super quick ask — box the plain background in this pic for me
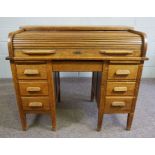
[0,17,155,78]
[0,0,155,155]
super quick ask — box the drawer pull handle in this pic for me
[24,69,39,75]
[116,70,130,75]
[22,50,56,55]
[26,87,41,92]
[29,102,43,107]
[113,87,127,92]
[100,50,133,55]
[111,101,126,107]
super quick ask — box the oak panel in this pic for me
[106,82,136,96]
[108,65,138,80]
[19,81,49,96]
[104,96,134,113]
[16,64,47,79]
[21,97,50,111]
[52,61,103,71]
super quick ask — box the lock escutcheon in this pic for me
[73,51,82,55]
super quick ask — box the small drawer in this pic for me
[108,65,138,80]
[104,97,133,113]
[21,97,50,111]
[106,82,136,96]
[19,81,48,96]
[16,64,47,79]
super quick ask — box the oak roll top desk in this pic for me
[6,26,148,131]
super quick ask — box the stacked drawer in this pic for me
[16,64,51,111]
[104,64,138,113]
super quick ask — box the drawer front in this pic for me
[104,97,133,113]
[106,82,136,96]
[14,49,140,59]
[16,64,47,79]
[108,65,138,80]
[19,81,48,96]
[52,61,102,71]
[21,97,50,111]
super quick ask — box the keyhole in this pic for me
[73,51,81,54]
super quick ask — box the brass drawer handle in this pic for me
[100,50,133,55]
[24,69,39,75]
[116,70,130,75]
[28,102,43,107]
[113,87,127,92]
[22,50,56,55]
[26,87,41,92]
[111,101,126,107]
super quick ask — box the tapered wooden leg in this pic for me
[126,113,134,130]
[97,110,104,131]
[97,86,105,131]
[20,112,27,131]
[51,72,56,131]
[57,72,61,102]
[51,111,56,131]
[47,62,56,131]
[91,72,95,101]
[97,63,108,131]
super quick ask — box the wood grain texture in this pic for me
[6,26,148,131]
[108,65,138,80]
[19,81,49,96]
[104,97,134,113]
[21,97,50,111]
[16,64,48,79]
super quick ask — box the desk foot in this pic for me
[52,127,56,131]
[22,127,27,131]
[20,113,27,131]
[126,113,134,131]
[96,127,102,132]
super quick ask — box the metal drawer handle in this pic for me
[116,70,130,75]
[113,87,127,92]
[26,87,41,92]
[29,102,43,107]
[24,69,39,75]
[22,50,56,55]
[111,101,126,107]
[100,50,133,55]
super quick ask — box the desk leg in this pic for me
[10,63,27,131]
[57,72,61,102]
[97,63,108,131]
[47,62,56,131]
[91,72,95,101]
[126,113,134,130]
[97,87,104,131]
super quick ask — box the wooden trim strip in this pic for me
[20,26,134,31]
[6,56,148,61]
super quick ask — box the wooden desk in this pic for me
[6,26,148,131]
